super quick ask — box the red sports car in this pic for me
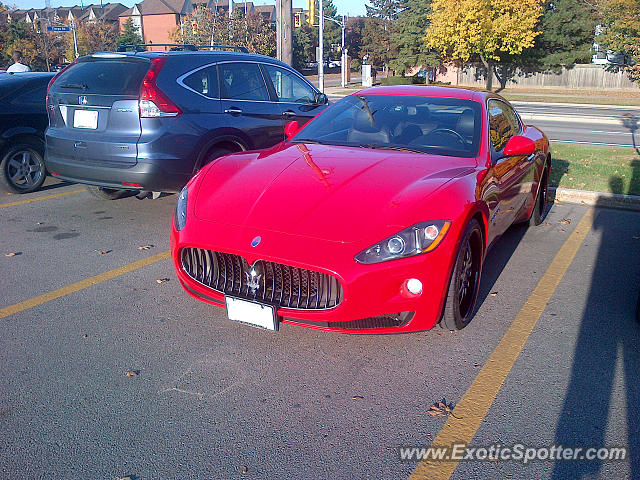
[170,86,549,333]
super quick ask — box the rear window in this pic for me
[52,60,149,96]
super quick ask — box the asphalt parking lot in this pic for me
[1,178,639,480]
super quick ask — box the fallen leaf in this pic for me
[473,363,481,368]
[137,245,154,250]
[489,291,498,297]
[241,466,248,474]
[352,395,364,400]
[543,222,552,226]
[560,218,571,225]
[428,398,459,418]
[36,222,43,225]
[156,278,170,284]
[125,370,140,377]
[95,249,112,255]
[5,252,19,257]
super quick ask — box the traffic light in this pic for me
[307,0,315,26]
[191,20,198,35]
[294,12,301,28]
[34,19,41,33]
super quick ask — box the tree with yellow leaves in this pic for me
[425,0,543,90]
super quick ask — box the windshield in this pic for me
[293,94,483,158]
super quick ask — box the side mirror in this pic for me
[503,135,535,156]
[314,92,329,105]
[284,120,300,140]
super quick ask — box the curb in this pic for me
[550,187,640,211]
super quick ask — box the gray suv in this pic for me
[45,46,328,199]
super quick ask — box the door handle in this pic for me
[224,107,243,115]
[282,110,296,117]
[74,141,86,148]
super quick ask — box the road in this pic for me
[1,181,638,479]
[512,102,640,148]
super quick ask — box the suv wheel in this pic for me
[86,185,135,200]
[0,142,47,193]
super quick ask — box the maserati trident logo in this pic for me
[245,263,263,294]
[78,95,88,105]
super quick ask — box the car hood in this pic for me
[194,143,475,243]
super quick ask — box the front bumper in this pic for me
[170,217,458,334]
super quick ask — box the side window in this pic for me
[182,64,219,99]
[488,100,519,151]
[263,64,315,104]
[218,62,269,101]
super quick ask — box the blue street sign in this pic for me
[47,26,71,31]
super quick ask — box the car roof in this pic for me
[0,71,55,81]
[353,85,494,102]
[86,50,292,68]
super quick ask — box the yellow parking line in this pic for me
[0,189,86,208]
[0,251,171,319]
[409,208,595,480]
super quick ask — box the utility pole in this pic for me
[276,0,282,60]
[72,20,79,58]
[276,0,292,65]
[318,0,324,92]
[228,0,233,43]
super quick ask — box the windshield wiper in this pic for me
[60,83,89,90]
[358,144,424,154]
[291,139,329,145]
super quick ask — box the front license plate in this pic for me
[225,297,277,331]
[73,109,98,129]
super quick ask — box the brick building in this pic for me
[118,0,276,48]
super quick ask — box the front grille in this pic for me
[181,247,342,310]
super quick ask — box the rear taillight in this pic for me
[46,60,77,113]
[139,57,182,118]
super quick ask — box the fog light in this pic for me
[406,278,423,295]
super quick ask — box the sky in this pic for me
[6,0,369,17]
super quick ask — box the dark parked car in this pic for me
[45,46,329,200]
[0,72,55,193]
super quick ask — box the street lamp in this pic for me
[324,15,347,88]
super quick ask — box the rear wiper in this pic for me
[60,83,89,90]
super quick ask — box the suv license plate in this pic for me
[225,297,277,331]
[74,110,98,129]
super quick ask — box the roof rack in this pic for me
[117,43,198,52]
[197,44,249,53]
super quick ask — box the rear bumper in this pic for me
[44,154,192,193]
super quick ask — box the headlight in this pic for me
[355,220,451,264]
[174,186,188,231]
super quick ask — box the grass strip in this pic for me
[550,143,640,195]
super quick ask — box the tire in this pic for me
[0,142,47,193]
[529,166,549,226]
[85,185,134,200]
[200,146,233,170]
[441,219,484,330]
